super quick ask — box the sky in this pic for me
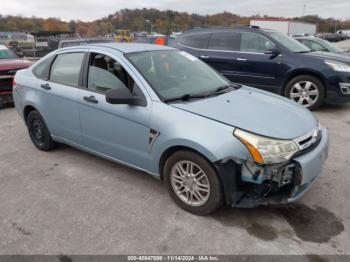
[1,0,349,21]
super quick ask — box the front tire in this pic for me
[164,151,223,215]
[26,110,56,151]
[284,75,325,110]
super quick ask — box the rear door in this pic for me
[36,51,86,144]
[198,31,242,83]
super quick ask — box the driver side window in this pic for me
[240,33,274,53]
[88,53,135,94]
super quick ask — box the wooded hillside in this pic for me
[1,8,349,36]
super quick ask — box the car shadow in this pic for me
[317,103,349,112]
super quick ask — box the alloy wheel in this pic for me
[290,81,320,107]
[170,160,210,207]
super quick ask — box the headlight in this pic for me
[234,129,299,164]
[325,60,350,72]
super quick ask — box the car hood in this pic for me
[171,86,317,139]
[0,59,32,71]
[306,51,350,64]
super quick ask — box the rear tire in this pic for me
[164,150,223,215]
[26,110,56,151]
[284,75,325,110]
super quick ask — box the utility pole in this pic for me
[145,20,153,35]
[302,4,306,16]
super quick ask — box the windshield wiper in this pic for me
[164,93,207,103]
[295,50,312,53]
[208,83,241,96]
[164,83,241,103]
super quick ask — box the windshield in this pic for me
[0,45,18,59]
[316,38,344,53]
[126,50,231,101]
[269,32,311,53]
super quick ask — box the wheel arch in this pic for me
[158,145,216,181]
[282,69,327,96]
[23,104,38,122]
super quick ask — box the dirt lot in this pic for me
[0,104,350,255]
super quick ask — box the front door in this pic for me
[199,31,242,83]
[78,51,152,169]
[234,32,284,92]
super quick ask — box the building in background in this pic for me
[250,19,316,36]
[0,32,34,43]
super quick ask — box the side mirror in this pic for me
[265,47,280,57]
[105,88,146,106]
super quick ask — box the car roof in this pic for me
[62,43,175,53]
[59,38,113,43]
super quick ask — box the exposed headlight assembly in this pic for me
[234,129,299,165]
[325,60,350,72]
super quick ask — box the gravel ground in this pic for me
[0,104,349,255]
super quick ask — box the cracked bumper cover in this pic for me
[218,127,329,207]
[283,127,329,203]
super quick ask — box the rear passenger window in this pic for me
[33,55,55,80]
[49,53,84,86]
[240,33,274,53]
[178,33,210,49]
[208,32,239,51]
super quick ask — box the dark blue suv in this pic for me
[174,27,350,109]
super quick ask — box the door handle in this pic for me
[40,83,51,90]
[236,58,247,61]
[200,55,210,59]
[83,95,98,104]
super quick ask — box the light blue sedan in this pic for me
[13,43,329,215]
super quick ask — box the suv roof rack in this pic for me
[187,25,261,32]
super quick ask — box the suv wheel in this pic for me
[285,75,325,110]
[164,151,223,215]
[26,110,56,151]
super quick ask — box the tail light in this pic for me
[12,78,17,89]
[155,37,166,46]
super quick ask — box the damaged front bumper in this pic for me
[217,127,329,208]
[284,127,329,203]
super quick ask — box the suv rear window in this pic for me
[178,33,211,49]
[208,32,239,51]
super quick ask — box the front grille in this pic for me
[293,127,322,157]
[0,79,13,91]
[0,70,15,91]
